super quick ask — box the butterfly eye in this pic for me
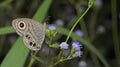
[18,20,26,30]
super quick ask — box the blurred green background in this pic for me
[0,0,120,67]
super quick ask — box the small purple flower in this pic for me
[97,25,105,33]
[75,50,83,57]
[72,42,83,57]
[48,24,56,30]
[75,30,84,37]
[59,42,69,49]
[55,19,64,26]
[94,0,102,7]
[72,42,82,51]
[78,61,87,67]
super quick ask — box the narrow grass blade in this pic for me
[0,26,15,35]
[0,38,29,67]
[33,0,52,22]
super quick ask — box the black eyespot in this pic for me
[20,23,24,28]
[26,34,31,39]
[29,41,36,47]
[18,21,26,30]
[29,42,33,46]
[33,43,36,47]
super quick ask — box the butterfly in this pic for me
[12,18,46,51]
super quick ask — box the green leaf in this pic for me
[0,0,52,67]
[0,26,15,35]
[33,0,52,22]
[0,38,29,67]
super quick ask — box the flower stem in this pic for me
[49,57,72,67]
[28,58,34,67]
[65,7,91,42]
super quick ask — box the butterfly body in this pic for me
[12,18,46,51]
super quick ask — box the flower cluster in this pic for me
[72,42,83,57]
[48,24,56,30]
[59,42,69,49]
[75,29,84,37]
[46,24,57,38]
[59,41,83,57]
